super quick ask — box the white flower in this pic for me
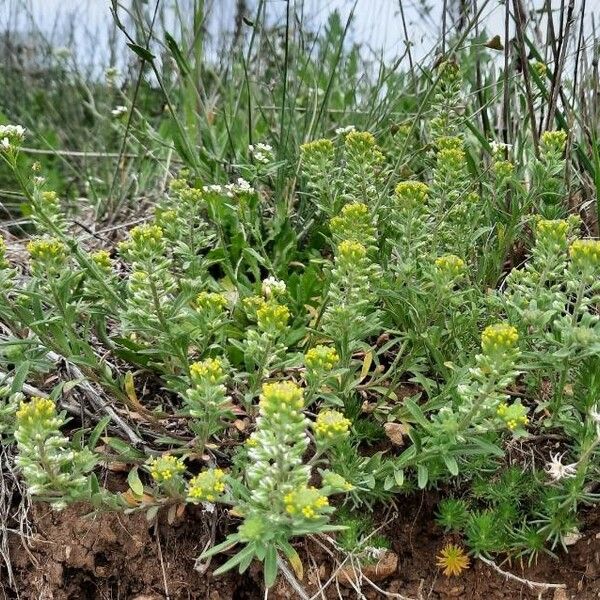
[335,125,356,136]
[249,142,274,165]
[545,452,578,482]
[111,105,128,118]
[262,276,286,298]
[0,125,26,151]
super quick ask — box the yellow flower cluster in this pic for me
[91,250,113,270]
[27,237,66,263]
[148,455,186,483]
[493,160,515,178]
[536,218,569,244]
[531,61,547,78]
[329,202,373,243]
[321,470,354,492]
[305,345,339,372]
[436,136,463,151]
[178,187,204,205]
[394,181,429,209]
[438,147,465,171]
[496,402,529,430]
[569,239,600,271]
[314,409,351,441]
[154,208,177,227]
[337,240,367,262]
[256,301,290,332]
[300,138,334,157]
[187,468,226,502]
[41,190,60,207]
[130,224,164,245]
[344,130,376,151]
[16,396,56,425]
[540,130,567,154]
[481,323,519,356]
[284,486,329,519]
[434,254,466,279]
[190,357,225,384]
[259,381,304,416]
[437,59,461,83]
[195,291,228,313]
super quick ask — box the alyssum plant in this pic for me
[1,58,599,586]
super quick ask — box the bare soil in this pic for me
[3,492,599,600]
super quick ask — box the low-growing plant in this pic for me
[0,57,599,590]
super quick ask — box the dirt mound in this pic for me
[3,498,599,599]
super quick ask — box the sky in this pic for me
[0,1,596,72]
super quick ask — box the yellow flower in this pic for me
[148,454,186,484]
[394,181,429,209]
[283,486,329,520]
[187,468,226,502]
[40,190,60,206]
[178,187,204,205]
[337,240,367,262]
[256,302,290,332]
[90,250,112,270]
[438,147,465,171]
[436,136,463,152]
[531,61,547,78]
[16,396,56,425]
[536,218,569,245]
[496,401,528,431]
[321,470,354,492]
[195,291,228,313]
[27,237,66,263]
[481,324,519,356]
[314,410,351,442]
[493,160,515,179]
[540,130,567,154]
[259,381,304,416]
[434,255,466,279]
[300,138,334,157]
[305,345,339,372]
[129,224,163,245]
[569,239,600,271]
[190,357,225,384]
[344,130,376,150]
[329,203,375,245]
[436,544,470,577]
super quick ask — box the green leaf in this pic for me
[127,467,144,496]
[443,455,459,476]
[213,544,256,576]
[127,43,155,62]
[417,465,428,489]
[394,469,405,487]
[200,535,240,559]
[165,32,190,76]
[280,541,304,580]
[10,361,30,395]
[104,437,145,461]
[88,415,112,450]
[263,546,278,587]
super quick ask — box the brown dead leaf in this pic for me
[384,422,410,446]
